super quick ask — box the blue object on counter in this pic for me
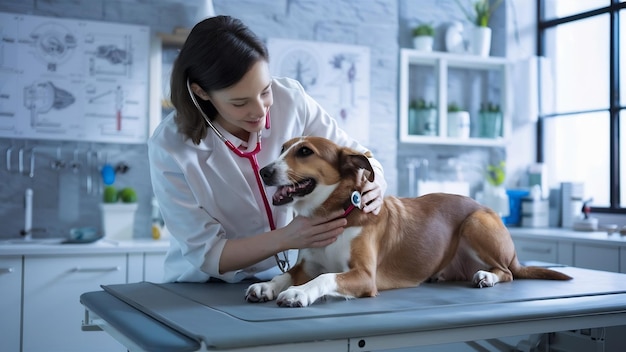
[503,189,530,226]
[101,164,116,185]
[64,227,102,244]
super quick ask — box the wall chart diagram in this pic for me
[268,38,371,144]
[0,12,150,143]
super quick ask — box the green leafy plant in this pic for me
[455,0,503,27]
[118,187,138,203]
[447,102,463,112]
[480,102,501,113]
[486,161,506,186]
[410,98,436,110]
[412,23,435,37]
[103,186,119,203]
[103,186,137,203]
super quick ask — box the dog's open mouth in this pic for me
[272,178,316,206]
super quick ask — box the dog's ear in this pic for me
[341,153,375,182]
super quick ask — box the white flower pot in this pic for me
[470,26,491,57]
[447,111,470,138]
[413,36,433,52]
[100,203,138,241]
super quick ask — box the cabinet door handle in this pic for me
[70,266,120,273]
[521,247,552,254]
[0,267,15,274]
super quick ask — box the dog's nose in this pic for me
[259,165,275,184]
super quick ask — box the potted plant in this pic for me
[454,0,503,56]
[100,186,138,241]
[446,102,470,138]
[478,102,502,138]
[412,23,435,52]
[409,98,436,135]
[455,0,503,27]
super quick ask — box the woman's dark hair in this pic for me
[170,16,269,144]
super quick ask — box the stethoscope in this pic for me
[186,79,291,273]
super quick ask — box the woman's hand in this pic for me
[360,179,384,215]
[280,209,346,249]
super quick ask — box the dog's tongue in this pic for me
[272,179,315,206]
[272,185,295,206]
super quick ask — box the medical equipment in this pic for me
[342,191,361,217]
[186,79,290,272]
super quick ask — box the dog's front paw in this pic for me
[472,270,498,288]
[276,287,312,308]
[245,282,277,302]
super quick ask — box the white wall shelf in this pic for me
[399,49,511,147]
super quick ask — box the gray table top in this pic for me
[82,265,626,351]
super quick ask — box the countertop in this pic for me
[3,228,624,257]
[0,238,169,256]
[508,227,626,246]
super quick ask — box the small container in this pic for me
[478,111,502,138]
[447,111,470,138]
[502,189,530,226]
[520,185,549,228]
[413,108,437,136]
[573,217,598,231]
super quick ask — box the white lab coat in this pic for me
[148,77,385,283]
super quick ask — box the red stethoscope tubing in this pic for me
[224,113,290,271]
[223,113,276,231]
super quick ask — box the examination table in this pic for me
[80,264,626,351]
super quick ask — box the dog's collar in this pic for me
[342,191,362,217]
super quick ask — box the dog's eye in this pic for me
[296,146,313,157]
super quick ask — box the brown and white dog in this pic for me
[245,136,572,307]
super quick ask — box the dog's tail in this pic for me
[510,260,572,281]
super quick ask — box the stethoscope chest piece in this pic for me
[351,191,361,209]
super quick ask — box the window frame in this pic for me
[536,0,625,213]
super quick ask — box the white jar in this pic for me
[447,111,470,138]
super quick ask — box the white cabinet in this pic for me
[0,256,22,352]
[399,49,510,146]
[127,251,166,283]
[22,254,128,352]
[513,238,559,264]
[511,229,625,274]
[516,240,622,273]
[0,241,168,352]
[574,244,620,273]
[144,251,166,283]
[622,248,626,273]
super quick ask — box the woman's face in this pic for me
[200,60,273,141]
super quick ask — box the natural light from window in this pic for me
[543,3,610,206]
[544,0,609,20]
[621,10,626,207]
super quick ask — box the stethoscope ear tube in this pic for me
[186,78,229,144]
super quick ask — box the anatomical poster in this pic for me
[0,12,150,143]
[268,38,370,145]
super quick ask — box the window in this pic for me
[538,0,626,211]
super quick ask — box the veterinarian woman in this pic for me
[148,15,387,283]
